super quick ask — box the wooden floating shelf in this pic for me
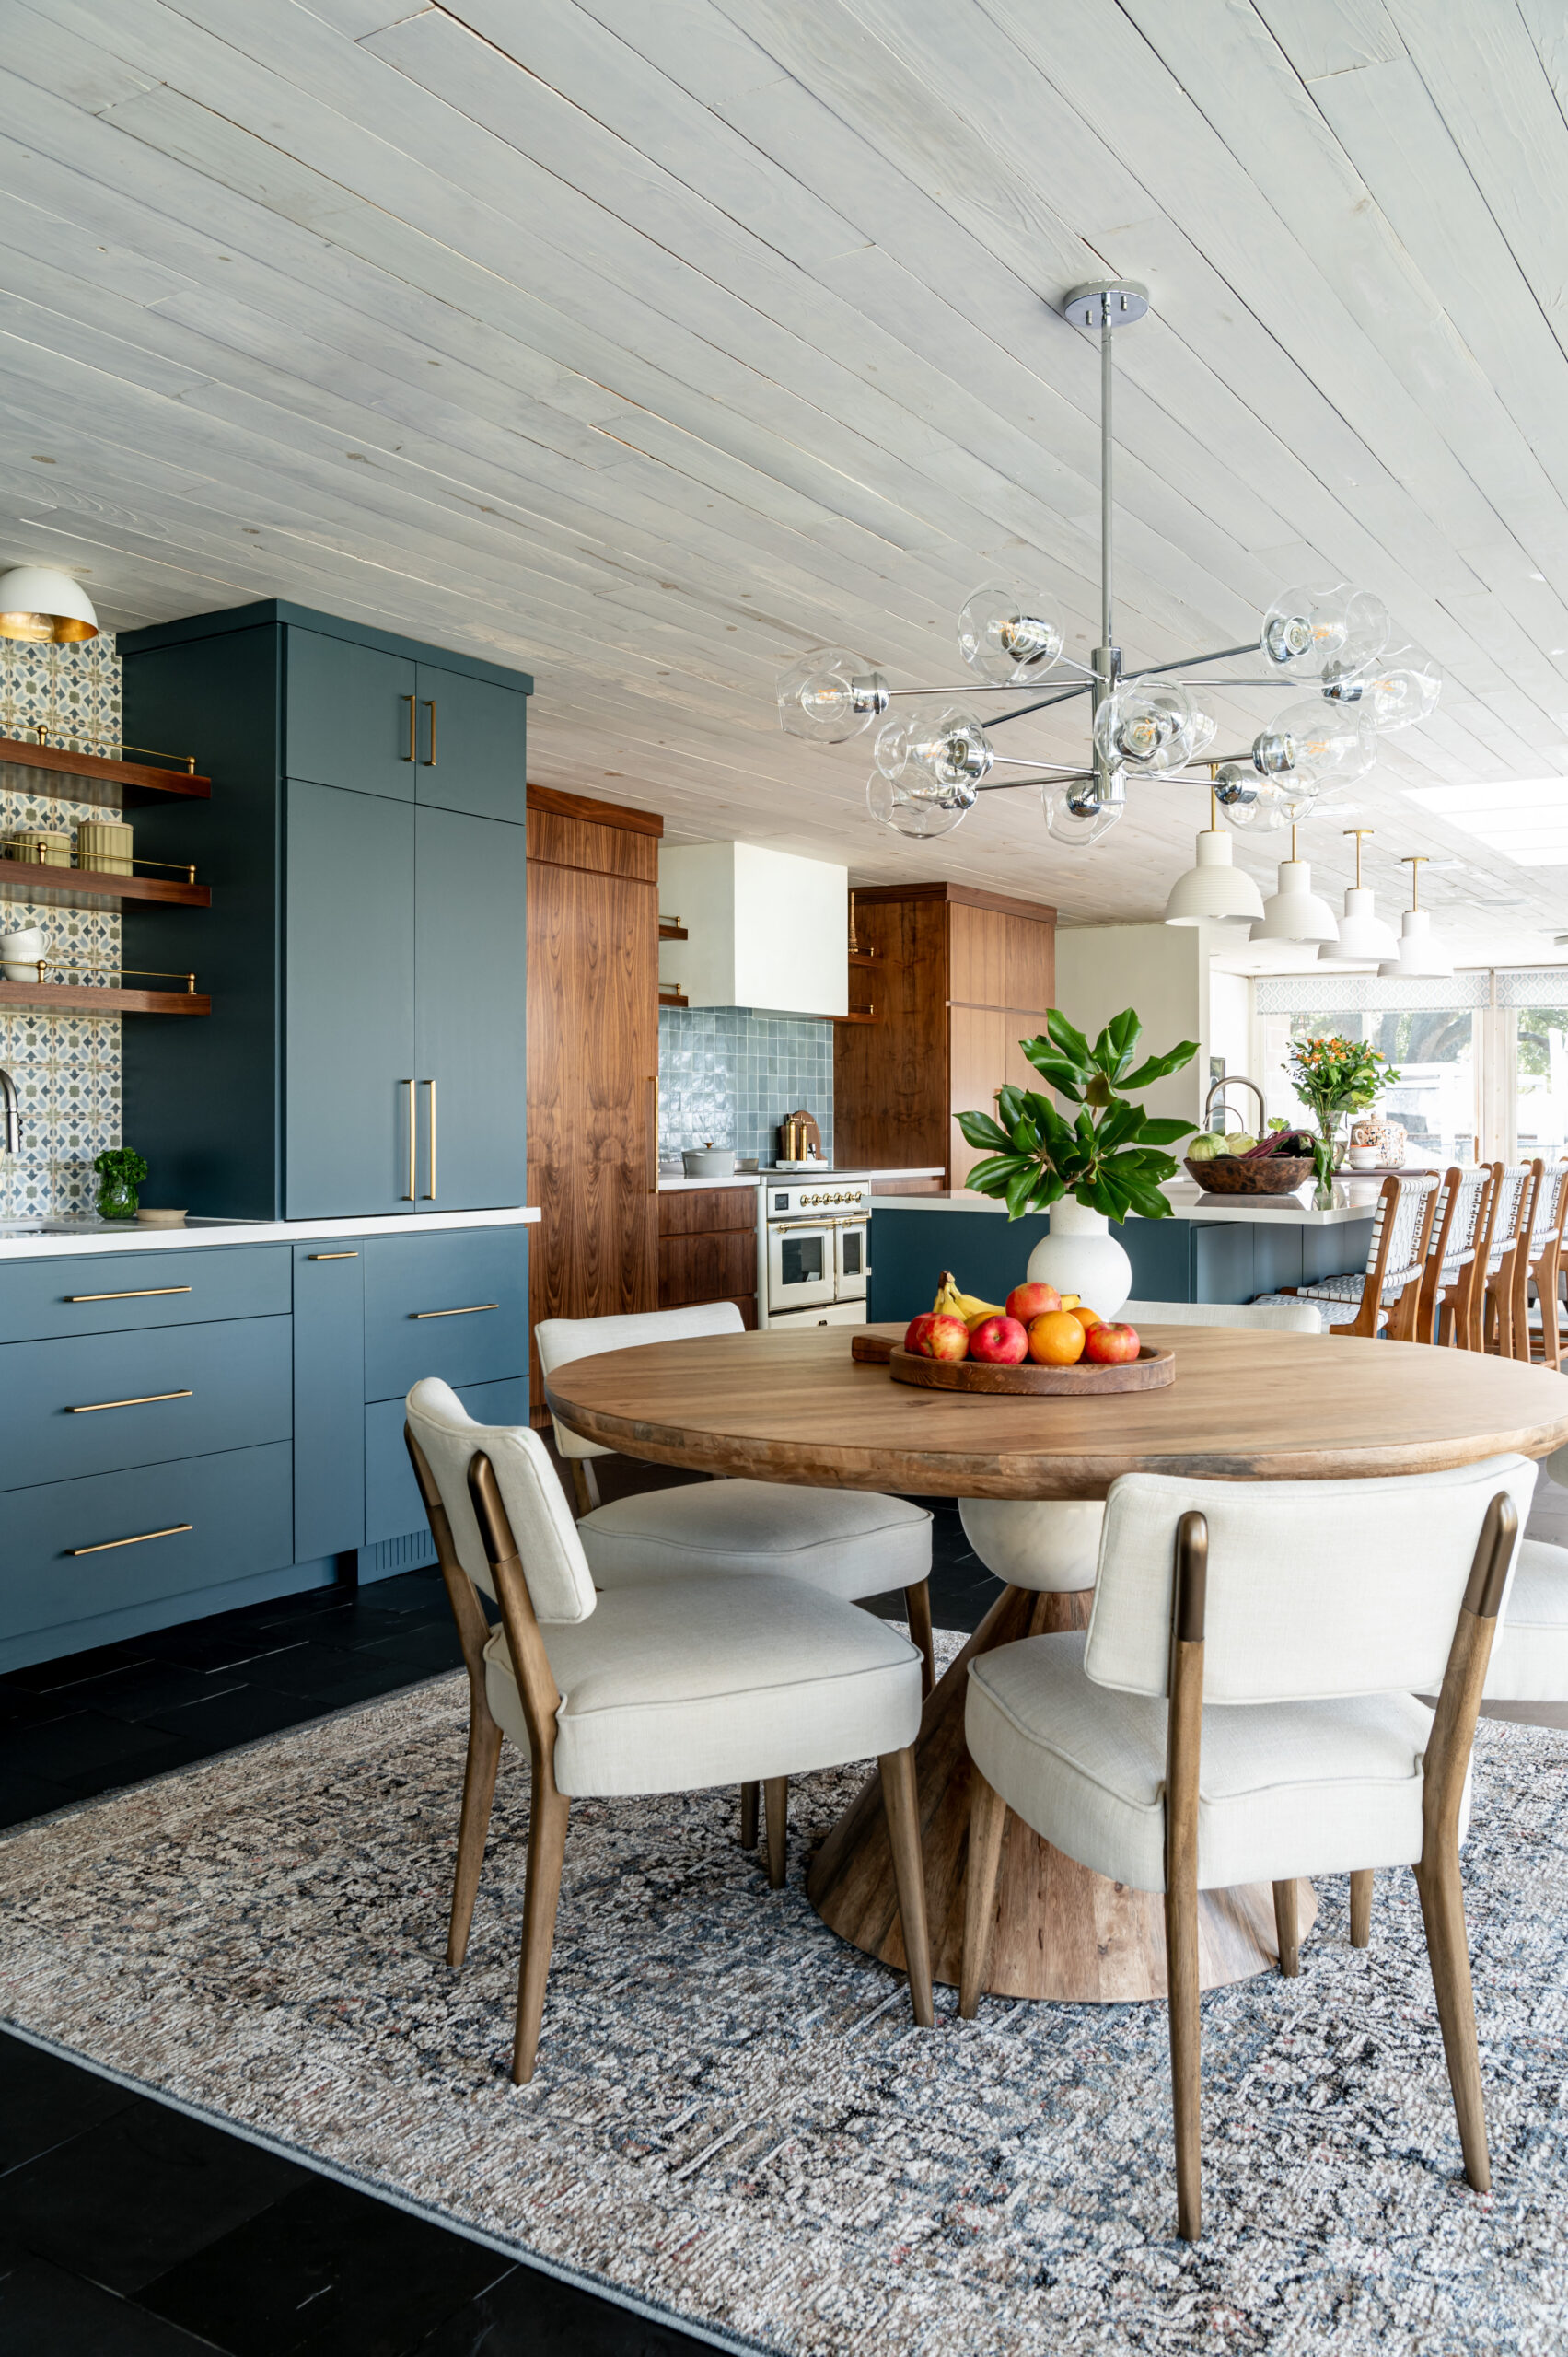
[0,858,209,911]
[0,736,211,809]
[0,981,211,1016]
[658,921,689,941]
[848,949,881,967]
[831,1007,881,1025]
[658,989,689,1008]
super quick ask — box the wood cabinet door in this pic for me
[528,857,658,1383]
[413,805,528,1211]
[285,780,415,1218]
[414,663,528,823]
[285,629,417,801]
[948,1004,1010,1190]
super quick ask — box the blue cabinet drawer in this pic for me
[0,1444,295,1645]
[363,1229,528,1401]
[364,1377,528,1547]
[0,1317,292,1490]
[0,1246,292,1344]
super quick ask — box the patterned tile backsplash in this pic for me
[0,633,124,1218]
[659,1005,834,1167]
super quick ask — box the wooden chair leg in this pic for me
[1350,1868,1373,1947]
[448,1710,504,1969]
[1413,1848,1491,2190]
[1165,1869,1202,2241]
[879,1745,934,2027]
[958,1771,1007,2020]
[1272,1878,1300,1977]
[513,1782,570,2085]
[739,1780,759,1850]
[763,1775,788,1889]
[905,1578,935,1699]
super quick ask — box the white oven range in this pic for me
[758,1172,872,1329]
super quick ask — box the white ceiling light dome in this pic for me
[1322,829,1398,962]
[0,564,98,644]
[1164,796,1266,924]
[1250,829,1340,945]
[1377,857,1453,978]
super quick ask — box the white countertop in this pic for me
[875,1178,1388,1227]
[0,1205,540,1260]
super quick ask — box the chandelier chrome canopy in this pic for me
[775,281,1441,849]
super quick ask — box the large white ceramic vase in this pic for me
[1025,1197,1132,1320]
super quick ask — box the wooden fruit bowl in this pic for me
[1184,1154,1315,1196]
[889,1342,1175,1396]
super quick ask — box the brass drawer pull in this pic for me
[308,1250,359,1260]
[403,1078,415,1201]
[69,1523,193,1556]
[423,1077,436,1201]
[411,1302,498,1319]
[422,697,436,764]
[65,1285,193,1302]
[401,691,415,761]
[67,1389,193,1414]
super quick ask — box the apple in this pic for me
[905,1310,970,1360]
[903,1312,938,1354]
[969,1313,1029,1365]
[1085,1321,1140,1365]
[1005,1281,1062,1323]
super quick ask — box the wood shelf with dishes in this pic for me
[834,890,884,1024]
[0,729,212,1014]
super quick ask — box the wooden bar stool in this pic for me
[1253,1174,1436,1338]
[1481,1164,1538,1361]
[1433,1165,1498,1352]
[1525,1158,1568,1370]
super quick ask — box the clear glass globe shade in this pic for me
[1358,644,1443,732]
[1260,697,1376,786]
[1260,582,1390,679]
[776,646,887,740]
[1092,680,1214,775]
[1042,780,1123,847]
[1224,776,1318,831]
[866,771,973,839]
[873,705,992,788]
[958,583,1064,683]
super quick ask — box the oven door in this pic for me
[768,1220,836,1312]
[833,1218,868,1302]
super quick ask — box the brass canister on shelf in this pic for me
[76,819,134,875]
[3,828,71,866]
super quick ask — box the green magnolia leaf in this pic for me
[1097,1099,1145,1154]
[1120,1039,1200,1091]
[1104,1006,1143,1077]
[1044,1009,1093,1071]
[963,1154,1027,1195]
[1005,1160,1040,1218]
[1135,1115,1198,1146]
[1021,1040,1085,1099]
[957,1109,1011,1152]
[994,1084,1033,1132]
[1079,1173,1123,1219]
[1125,1184,1173,1221]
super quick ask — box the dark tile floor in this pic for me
[0,1473,991,2354]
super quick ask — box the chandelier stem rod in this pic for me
[1100,297,1114,652]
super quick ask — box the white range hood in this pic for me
[658,842,847,1017]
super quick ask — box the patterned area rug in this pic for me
[2,1642,1566,2357]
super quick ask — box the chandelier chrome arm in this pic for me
[982,679,1097,729]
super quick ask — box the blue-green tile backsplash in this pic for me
[659,1006,833,1167]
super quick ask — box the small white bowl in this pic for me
[0,926,45,982]
[1347,1146,1380,1171]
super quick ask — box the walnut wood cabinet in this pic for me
[657,1186,759,1329]
[527,785,662,1417]
[834,883,1056,1188]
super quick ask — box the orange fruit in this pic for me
[1069,1306,1103,1333]
[1027,1309,1086,1366]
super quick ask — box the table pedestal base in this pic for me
[807,1583,1317,2003]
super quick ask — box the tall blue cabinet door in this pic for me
[286,629,417,800]
[293,1241,366,1559]
[285,780,416,1217]
[413,662,527,822]
[413,806,528,1211]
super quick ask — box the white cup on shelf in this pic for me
[0,926,46,982]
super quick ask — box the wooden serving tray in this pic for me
[889,1341,1175,1395]
[850,1324,902,1365]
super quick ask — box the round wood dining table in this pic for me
[545,1321,1568,2005]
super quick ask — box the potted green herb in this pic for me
[1284,1034,1400,1205]
[94,1145,148,1222]
[957,1009,1198,1313]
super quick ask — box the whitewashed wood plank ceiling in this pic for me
[2,0,1567,958]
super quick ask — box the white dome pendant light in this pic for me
[0,564,98,644]
[1323,828,1398,963]
[1378,855,1454,978]
[1164,784,1266,924]
[1250,824,1340,946]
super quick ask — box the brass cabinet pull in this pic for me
[401,693,415,761]
[308,1250,359,1260]
[66,1285,192,1302]
[411,1302,498,1319]
[402,1079,415,1201]
[423,1078,436,1200]
[69,1523,192,1557]
[422,698,436,765]
[67,1388,193,1414]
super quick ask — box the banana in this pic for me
[933,1270,1006,1329]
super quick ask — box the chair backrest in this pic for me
[1084,1455,1533,1704]
[534,1302,745,1459]
[1528,1158,1566,1249]
[1364,1171,1437,1289]
[1492,1164,1535,1257]
[1121,1298,1321,1334]
[405,1376,597,1623]
[1442,1164,1492,1264]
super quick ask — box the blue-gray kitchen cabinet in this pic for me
[293,1241,366,1562]
[285,629,418,803]
[414,806,528,1215]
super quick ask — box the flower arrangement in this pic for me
[957,1008,1198,1221]
[1285,1033,1400,1195]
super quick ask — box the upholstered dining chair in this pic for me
[404,1378,934,2083]
[958,1456,1532,2239]
[1524,1158,1568,1370]
[1252,1172,1438,1338]
[1481,1162,1540,1361]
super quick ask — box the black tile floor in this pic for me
[0,1477,992,2354]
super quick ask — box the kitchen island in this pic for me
[868,1178,1382,1323]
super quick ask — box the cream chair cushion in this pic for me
[966,1631,1450,1892]
[579,1478,931,1600]
[406,1377,596,1624]
[536,1303,743,1460]
[484,1573,922,1795]
[1484,1539,1568,1701]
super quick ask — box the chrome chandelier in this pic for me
[774,280,1442,848]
